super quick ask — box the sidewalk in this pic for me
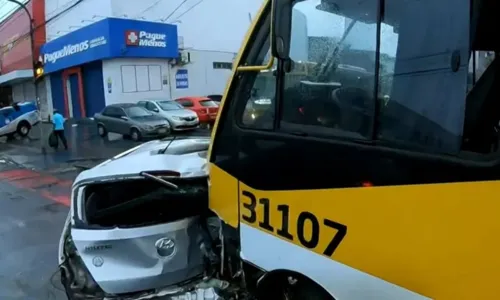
[0,120,139,171]
[0,118,211,172]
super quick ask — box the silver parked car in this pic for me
[138,99,199,131]
[94,103,171,141]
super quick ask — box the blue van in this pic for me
[0,101,40,138]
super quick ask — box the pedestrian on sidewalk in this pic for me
[52,109,68,150]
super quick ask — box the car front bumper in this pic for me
[170,119,200,131]
[140,125,171,137]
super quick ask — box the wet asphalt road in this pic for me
[0,162,67,299]
[0,120,211,299]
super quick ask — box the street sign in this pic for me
[175,69,188,89]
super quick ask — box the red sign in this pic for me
[125,30,139,46]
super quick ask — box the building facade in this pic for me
[0,0,46,107]
[39,0,262,119]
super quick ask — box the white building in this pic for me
[41,0,262,119]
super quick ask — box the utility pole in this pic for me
[6,0,46,154]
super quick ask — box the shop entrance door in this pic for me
[63,67,86,119]
[69,74,82,118]
[65,78,74,117]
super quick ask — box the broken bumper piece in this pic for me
[103,278,230,300]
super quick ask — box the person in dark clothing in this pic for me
[52,109,68,150]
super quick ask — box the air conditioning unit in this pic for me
[170,50,191,66]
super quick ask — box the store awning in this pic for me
[0,69,33,86]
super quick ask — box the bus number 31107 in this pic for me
[241,191,347,257]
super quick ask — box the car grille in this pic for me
[182,117,196,121]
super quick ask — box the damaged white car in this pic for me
[58,137,241,300]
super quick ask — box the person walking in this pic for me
[52,109,68,150]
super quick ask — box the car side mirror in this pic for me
[120,116,129,121]
[153,107,159,112]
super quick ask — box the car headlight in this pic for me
[171,116,182,121]
[143,125,154,130]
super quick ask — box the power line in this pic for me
[0,0,21,22]
[45,0,80,19]
[133,0,164,19]
[0,0,31,27]
[172,0,205,21]
[164,0,189,22]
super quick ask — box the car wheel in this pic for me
[130,128,141,141]
[17,121,31,137]
[97,124,107,137]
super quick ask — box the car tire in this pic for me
[17,121,31,137]
[130,128,142,141]
[97,124,107,137]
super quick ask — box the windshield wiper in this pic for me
[140,171,178,189]
[317,19,357,82]
[158,136,177,154]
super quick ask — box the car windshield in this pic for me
[126,106,153,117]
[208,95,222,102]
[199,100,218,107]
[158,101,184,111]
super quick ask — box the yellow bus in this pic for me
[208,0,500,299]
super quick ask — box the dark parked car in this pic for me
[94,103,170,141]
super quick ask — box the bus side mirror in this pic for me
[271,0,293,60]
[273,59,294,76]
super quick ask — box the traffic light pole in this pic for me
[7,0,46,154]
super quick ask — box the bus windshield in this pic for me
[284,0,468,153]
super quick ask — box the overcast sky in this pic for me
[0,0,398,56]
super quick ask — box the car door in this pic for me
[145,101,160,114]
[114,108,130,134]
[137,101,147,110]
[100,107,119,132]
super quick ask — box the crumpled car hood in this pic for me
[74,137,210,184]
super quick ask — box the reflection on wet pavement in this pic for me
[0,120,209,172]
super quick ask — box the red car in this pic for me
[175,96,219,124]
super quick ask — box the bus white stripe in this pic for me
[240,223,431,300]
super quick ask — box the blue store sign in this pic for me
[40,18,179,73]
[175,69,188,89]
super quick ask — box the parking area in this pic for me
[1,120,210,170]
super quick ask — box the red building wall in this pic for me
[0,0,46,75]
